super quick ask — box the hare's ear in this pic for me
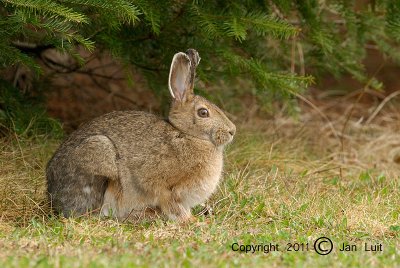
[168,52,194,102]
[186,49,201,90]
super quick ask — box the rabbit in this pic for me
[46,49,236,222]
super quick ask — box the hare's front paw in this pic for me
[161,201,192,223]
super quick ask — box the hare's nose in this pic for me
[229,127,236,137]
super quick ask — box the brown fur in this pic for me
[46,49,236,222]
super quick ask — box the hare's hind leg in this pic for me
[71,135,120,215]
[48,135,119,216]
[73,135,119,180]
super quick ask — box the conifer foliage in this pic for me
[1,0,400,135]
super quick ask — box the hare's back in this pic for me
[75,111,175,155]
[48,110,168,175]
[80,111,169,140]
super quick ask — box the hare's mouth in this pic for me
[212,129,234,147]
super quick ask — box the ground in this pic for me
[0,97,399,267]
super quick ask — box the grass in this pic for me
[0,105,399,267]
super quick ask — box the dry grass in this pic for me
[0,98,399,267]
[0,136,57,222]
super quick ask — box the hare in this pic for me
[46,49,236,222]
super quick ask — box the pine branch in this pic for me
[386,0,400,41]
[133,0,161,34]
[64,0,141,25]
[1,0,88,23]
[191,6,299,41]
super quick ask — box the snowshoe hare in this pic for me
[46,49,236,222]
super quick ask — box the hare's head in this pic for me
[168,49,236,147]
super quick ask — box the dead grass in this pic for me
[0,97,399,267]
[0,137,55,223]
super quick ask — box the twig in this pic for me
[89,76,140,107]
[290,91,340,142]
[339,63,385,178]
[122,207,137,223]
[291,36,296,73]
[365,90,400,125]
[297,42,305,76]
[305,166,340,176]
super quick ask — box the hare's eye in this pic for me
[197,108,209,118]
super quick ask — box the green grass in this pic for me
[0,116,399,267]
